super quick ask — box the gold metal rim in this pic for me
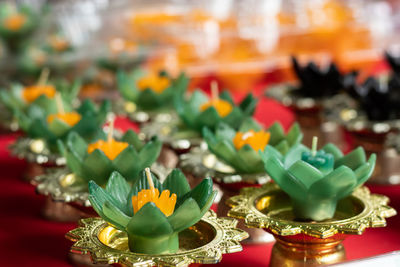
[227,183,397,238]
[66,210,249,267]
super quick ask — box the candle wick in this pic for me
[145,167,155,190]
[37,68,50,86]
[107,116,114,143]
[211,80,219,101]
[55,93,64,115]
[311,136,318,157]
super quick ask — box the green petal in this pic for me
[237,145,264,173]
[287,161,323,189]
[102,201,131,230]
[308,166,357,199]
[265,157,307,199]
[138,139,162,169]
[216,122,237,140]
[283,144,310,168]
[208,140,237,166]
[322,143,344,160]
[259,145,284,163]
[77,99,97,114]
[122,130,143,151]
[64,147,85,179]
[202,127,218,147]
[355,153,376,187]
[238,117,262,132]
[82,150,113,185]
[188,90,209,109]
[117,70,139,102]
[48,118,71,137]
[220,107,244,130]
[168,198,201,232]
[200,190,217,215]
[239,93,258,116]
[176,177,213,210]
[286,122,303,147]
[273,140,290,155]
[113,146,140,181]
[268,122,285,146]
[88,181,127,215]
[334,147,366,170]
[66,131,88,158]
[105,171,131,206]
[197,107,222,130]
[130,169,163,197]
[127,202,173,237]
[162,169,191,198]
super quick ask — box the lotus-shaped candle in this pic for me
[260,137,376,221]
[0,3,38,49]
[345,75,400,121]
[290,56,347,98]
[89,168,217,254]
[15,96,110,152]
[203,119,303,174]
[0,73,80,116]
[117,69,188,111]
[59,128,162,186]
[175,83,257,132]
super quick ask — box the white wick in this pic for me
[311,136,318,157]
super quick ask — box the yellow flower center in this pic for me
[47,112,82,127]
[3,13,26,31]
[200,99,233,117]
[137,74,170,94]
[87,139,129,160]
[22,85,56,103]
[233,130,271,151]
[132,188,177,217]
[49,36,70,52]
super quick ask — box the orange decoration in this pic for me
[49,36,70,52]
[3,13,26,31]
[22,85,56,103]
[233,130,270,151]
[137,74,170,93]
[131,188,177,216]
[199,99,233,117]
[87,139,129,161]
[47,112,81,127]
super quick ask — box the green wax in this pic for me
[301,150,334,174]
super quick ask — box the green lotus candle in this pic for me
[89,168,217,254]
[203,119,303,174]
[0,69,80,116]
[58,123,162,186]
[0,3,38,49]
[260,141,376,221]
[117,69,188,110]
[15,93,110,152]
[175,82,258,132]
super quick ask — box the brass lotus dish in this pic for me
[66,210,248,267]
[10,137,65,165]
[228,183,396,238]
[179,147,269,185]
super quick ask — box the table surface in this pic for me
[0,93,399,267]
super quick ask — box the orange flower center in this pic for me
[199,99,233,117]
[109,37,137,54]
[22,85,56,103]
[49,36,70,52]
[47,112,82,127]
[3,13,26,31]
[233,130,271,151]
[87,139,129,160]
[137,74,170,94]
[132,188,177,217]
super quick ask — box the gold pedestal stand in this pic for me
[228,183,396,266]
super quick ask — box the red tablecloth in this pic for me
[0,96,399,267]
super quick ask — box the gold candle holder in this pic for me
[66,210,248,267]
[10,137,65,182]
[228,183,396,267]
[179,146,274,244]
[33,163,170,222]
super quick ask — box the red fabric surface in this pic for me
[0,97,399,267]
